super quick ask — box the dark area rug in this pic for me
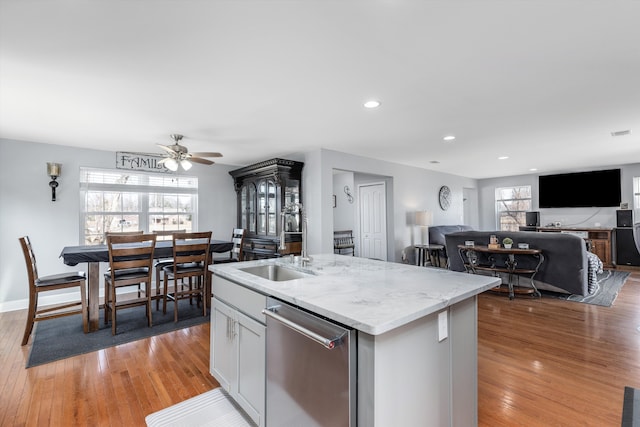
[27,298,210,368]
[542,270,630,307]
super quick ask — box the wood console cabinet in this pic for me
[229,158,304,259]
[538,227,614,268]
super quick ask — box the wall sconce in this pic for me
[47,162,61,201]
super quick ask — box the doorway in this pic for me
[358,182,387,260]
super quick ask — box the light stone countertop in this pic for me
[209,254,501,335]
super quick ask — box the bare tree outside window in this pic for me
[80,168,198,244]
[495,186,532,231]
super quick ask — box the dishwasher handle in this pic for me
[262,306,343,350]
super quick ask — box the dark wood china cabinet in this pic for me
[229,158,303,259]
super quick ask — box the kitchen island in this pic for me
[209,254,500,426]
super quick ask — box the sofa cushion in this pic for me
[429,225,474,247]
[445,230,589,296]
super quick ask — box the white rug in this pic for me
[145,388,254,427]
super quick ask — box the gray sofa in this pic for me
[444,230,589,296]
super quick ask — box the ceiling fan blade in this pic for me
[156,144,178,154]
[189,157,215,165]
[157,157,170,164]
[190,152,223,158]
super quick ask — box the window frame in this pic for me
[495,185,532,231]
[79,167,198,244]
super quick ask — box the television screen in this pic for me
[538,169,621,208]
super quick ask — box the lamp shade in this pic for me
[47,162,61,177]
[415,211,433,227]
[164,158,179,171]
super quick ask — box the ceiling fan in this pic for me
[156,134,223,171]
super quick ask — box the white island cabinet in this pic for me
[210,276,266,427]
[210,254,500,427]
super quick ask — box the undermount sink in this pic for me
[240,265,310,282]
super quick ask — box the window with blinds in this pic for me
[79,168,198,244]
[495,185,532,231]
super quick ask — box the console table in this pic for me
[536,227,613,268]
[457,245,544,299]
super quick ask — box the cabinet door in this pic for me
[210,298,237,393]
[235,311,266,427]
[240,184,256,234]
[590,239,611,265]
[257,178,277,236]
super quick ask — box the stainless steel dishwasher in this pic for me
[263,297,356,427]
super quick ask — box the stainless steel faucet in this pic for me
[279,202,312,264]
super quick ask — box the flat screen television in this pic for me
[538,168,621,208]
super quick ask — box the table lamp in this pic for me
[415,210,433,246]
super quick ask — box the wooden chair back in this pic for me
[106,233,157,287]
[171,231,212,271]
[20,235,39,285]
[19,236,88,345]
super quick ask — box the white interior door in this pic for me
[359,182,387,260]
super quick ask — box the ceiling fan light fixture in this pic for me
[164,158,179,171]
[180,159,192,171]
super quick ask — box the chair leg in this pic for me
[21,291,37,346]
[173,285,179,323]
[155,265,162,311]
[163,275,169,314]
[104,280,111,325]
[202,276,208,317]
[111,284,117,335]
[147,281,153,327]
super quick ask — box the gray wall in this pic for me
[302,149,478,263]
[0,138,237,311]
[476,163,640,230]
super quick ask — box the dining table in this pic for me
[60,239,234,331]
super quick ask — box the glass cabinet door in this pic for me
[257,180,266,234]
[240,184,257,233]
[248,184,256,233]
[283,179,301,232]
[266,179,277,236]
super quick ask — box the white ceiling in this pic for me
[1,0,638,179]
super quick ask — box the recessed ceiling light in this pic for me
[529,168,538,172]
[498,156,509,160]
[611,129,632,137]
[364,100,381,109]
[443,135,456,141]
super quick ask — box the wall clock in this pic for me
[438,185,451,210]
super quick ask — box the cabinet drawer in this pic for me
[212,275,267,323]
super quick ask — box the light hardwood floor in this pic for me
[1,269,639,426]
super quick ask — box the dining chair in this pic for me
[213,228,245,263]
[19,236,88,346]
[152,229,186,310]
[104,233,156,335]
[105,230,146,298]
[163,231,212,322]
